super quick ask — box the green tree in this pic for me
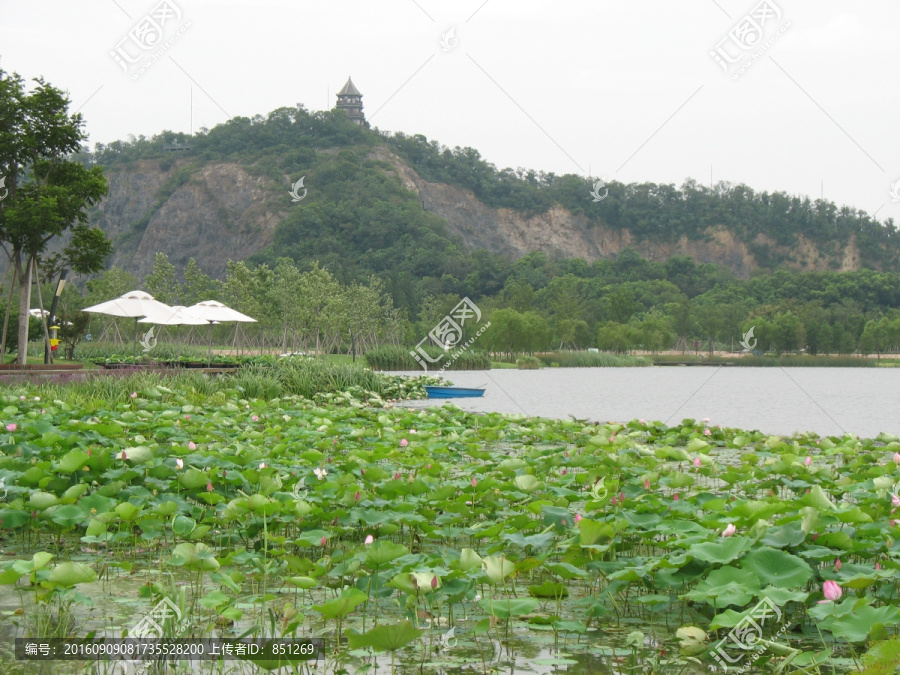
[0,69,110,363]
[144,252,181,304]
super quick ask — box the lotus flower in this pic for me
[834,558,842,571]
[185,415,191,420]
[320,536,327,547]
[471,477,477,487]
[721,523,737,537]
[394,472,401,480]
[33,396,39,401]
[892,493,900,508]
[673,493,680,501]
[175,458,184,470]
[354,491,360,501]
[574,513,582,523]
[251,415,259,422]
[188,441,197,450]
[206,481,213,492]
[314,467,327,480]
[821,580,842,602]
[5,424,15,432]
[639,419,646,424]
[644,478,651,489]
[618,491,625,502]
[693,457,702,468]
[805,456,812,466]
[611,496,618,506]
[702,417,710,423]
[876,562,882,570]
[410,429,417,434]
[895,452,900,464]
[400,439,408,447]
[121,450,127,461]
[130,392,137,399]
[431,575,438,589]
[19,396,24,401]
[704,428,711,436]
[364,534,374,545]
[259,462,267,469]
[561,469,567,475]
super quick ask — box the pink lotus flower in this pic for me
[693,457,702,468]
[471,477,478,488]
[251,415,259,422]
[610,496,618,506]
[426,464,431,469]
[821,580,842,602]
[673,493,680,501]
[175,458,184,470]
[876,562,882,570]
[5,424,15,432]
[894,452,900,464]
[410,429,417,434]
[206,481,213,492]
[259,462,267,469]
[122,451,127,461]
[561,519,567,526]
[364,534,374,545]
[394,472,401,480]
[130,392,137,399]
[321,536,327,546]
[892,494,900,508]
[354,491,360,501]
[804,456,812,466]
[812,533,819,540]
[564,451,569,457]
[834,558,842,571]
[561,469,567,475]
[431,575,438,589]
[188,441,197,450]
[618,491,625,502]
[721,523,737,537]
[574,513,582,523]
[400,439,408,447]
[86,449,91,457]
[644,478,651,489]
[19,396,25,401]
[702,417,710,423]
[704,428,711,436]
[185,415,191,420]
[639,419,646,424]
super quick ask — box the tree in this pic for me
[144,252,181,304]
[0,69,110,363]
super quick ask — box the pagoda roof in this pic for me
[337,77,361,97]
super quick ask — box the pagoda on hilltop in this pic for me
[335,77,365,126]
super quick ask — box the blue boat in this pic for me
[424,385,485,399]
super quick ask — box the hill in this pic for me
[82,104,899,293]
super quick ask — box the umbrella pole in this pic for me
[207,323,212,368]
[133,318,138,360]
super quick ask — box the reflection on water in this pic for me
[395,367,900,438]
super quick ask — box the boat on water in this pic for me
[424,385,485,399]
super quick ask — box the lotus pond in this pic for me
[0,377,898,674]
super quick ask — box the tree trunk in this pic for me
[16,257,32,366]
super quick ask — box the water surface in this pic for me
[395,367,899,438]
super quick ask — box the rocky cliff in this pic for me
[90,148,861,281]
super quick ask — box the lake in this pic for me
[394,367,899,438]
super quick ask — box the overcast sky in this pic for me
[2,0,899,222]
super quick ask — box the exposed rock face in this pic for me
[93,159,286,279]
[91,149,860,281]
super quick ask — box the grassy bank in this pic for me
[652,353,900,367]
[365,345,491,371]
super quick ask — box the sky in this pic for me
[2,0,899,222]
